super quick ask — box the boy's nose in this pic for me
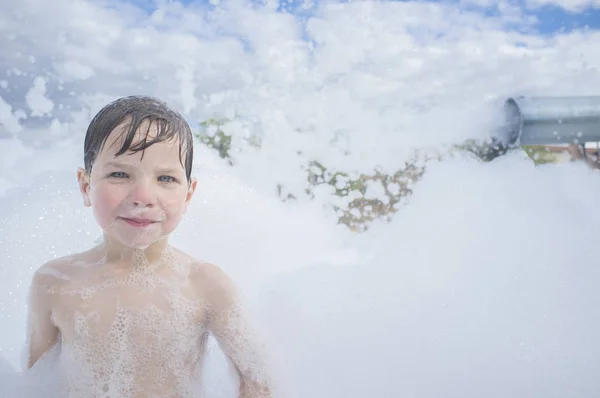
[130,181,156,207]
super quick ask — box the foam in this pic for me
[4,143,600,398]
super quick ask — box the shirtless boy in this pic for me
[26,96,273,397]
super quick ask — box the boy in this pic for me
[25,96,274,397]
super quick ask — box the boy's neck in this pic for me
[99,235,172,265]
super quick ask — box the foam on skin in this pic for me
[25,245,273,398]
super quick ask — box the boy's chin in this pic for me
[112,234,167,252]
[126,242,153,251]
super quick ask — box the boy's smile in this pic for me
[120,217,159,228]
[77,119,197,253]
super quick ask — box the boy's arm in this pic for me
[27,271,59,368]
[203,265,273,398]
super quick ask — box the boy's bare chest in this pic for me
[50,270,207,343]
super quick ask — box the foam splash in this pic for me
[25,77,54,118]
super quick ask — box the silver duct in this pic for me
[502,96,600,146]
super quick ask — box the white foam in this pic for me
[177,61,198,115]
[25,77,54,117]
[0,95,23,136]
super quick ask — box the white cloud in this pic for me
[461,0,600,12]
[53,60,96,81]
[526,0,600,12]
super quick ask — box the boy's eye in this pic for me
[158,175,177,183]
[109,171,128,178]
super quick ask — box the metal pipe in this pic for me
[503,96,600,146]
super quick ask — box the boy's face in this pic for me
[77,121,197,250]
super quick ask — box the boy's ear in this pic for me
[77,167,92,207]
[184,177,198,213]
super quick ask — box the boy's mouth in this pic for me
[119,217,158,227]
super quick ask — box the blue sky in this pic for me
[128,0,600,34]
[531,5,600,33]
[472,1,600,34]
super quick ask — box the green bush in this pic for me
[195,118,548,231]
[198,118,234,165]
[521,145,562,165]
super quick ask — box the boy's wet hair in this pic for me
[84,95,194,182]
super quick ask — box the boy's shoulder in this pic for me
[30,251,93,292]
[176,250,240,309]
[33,251,90,280]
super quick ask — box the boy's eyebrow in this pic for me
[155,167,183,174]
[105,161,133,169]
[105,161,183,174]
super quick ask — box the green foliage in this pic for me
[451,138,564,165]
[196,117,428,231]
[197,118,233,165]
[521,145,562,165]
[301,160,425,231]
[195,118,556,231]
[453,137,511,162]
